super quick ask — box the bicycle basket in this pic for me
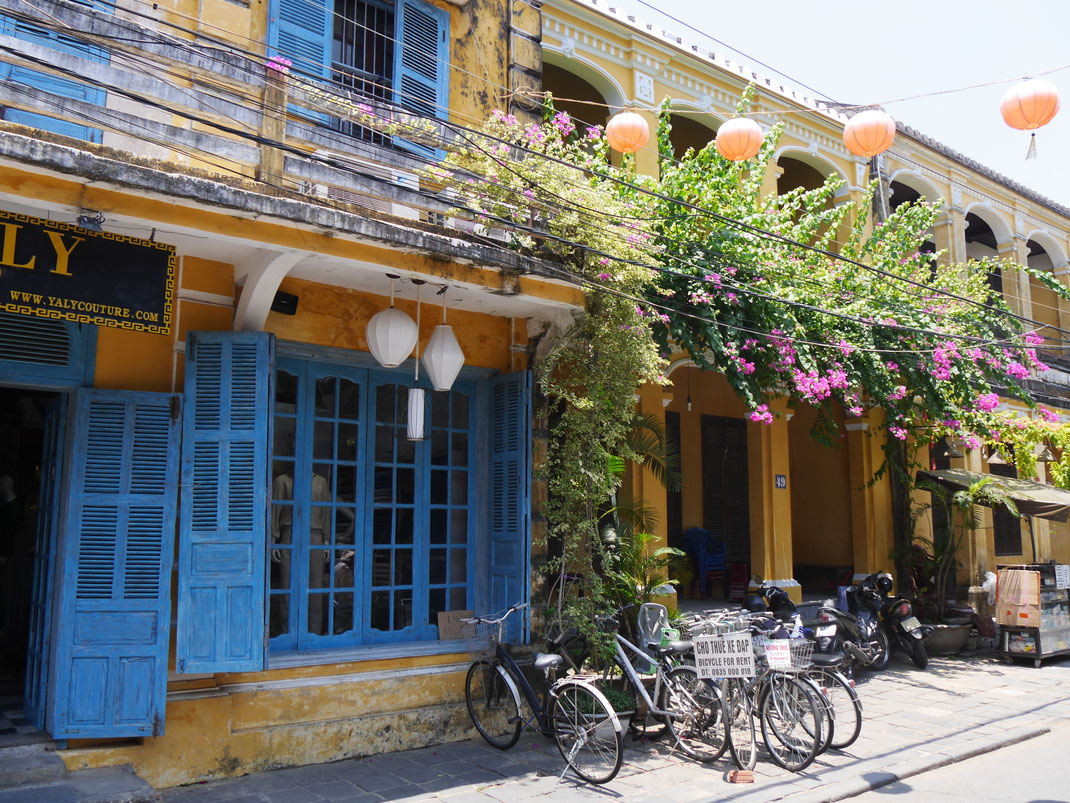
[461,619,498,660]
[753,636,813,671]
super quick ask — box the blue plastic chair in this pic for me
[684,527,727,597]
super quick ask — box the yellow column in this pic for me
[934,209,967,266]
[633,109,660,180]
[960,447,992,588]
[846,415,894,582]
[749,400,799,602]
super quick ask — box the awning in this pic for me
[917,468,1070,522]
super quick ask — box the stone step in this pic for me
[0,746,67,789]
[0,765,158,803]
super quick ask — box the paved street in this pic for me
[853,718,1070,802]
[161,651,1070,803]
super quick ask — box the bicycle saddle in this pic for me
[533,652,564,671]
[655,640,693,658]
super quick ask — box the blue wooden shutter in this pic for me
[176,331,274,673]
[48,389,180,738]
[267,0,330,124]
[488,371,531,641]
[393,0,449,158]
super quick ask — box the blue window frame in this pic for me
[269,357,473,652]
[0,4,110,143]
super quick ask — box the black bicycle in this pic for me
[462,603,624,785]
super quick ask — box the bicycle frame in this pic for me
[610,631,679,720]
[490,641,554,734]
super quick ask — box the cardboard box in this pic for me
[996,569,1039,607]
[997,602,1041,628]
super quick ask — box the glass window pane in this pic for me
[271,548,291,589]
[452,392,468,429]
[269,595,289,638]
[395,509,413,544]
[332,549,355,589]
[449,587,466,611]
[450,471,468,505]
[430,509,447,543]
[431,430,448,466]
[430,470,447,505]
[394,592,412,629]
[449,551,467,584]
[335,508,356,546]
[336,466,357,503]
[375,425,393,463]
[307,593,328,635]
[396,468,414,504]
[373,508,391,544]
[452,432,468,466]
[308,549,330,588]
[338,423,358,461]
[339,378,359,420]
[313,421,334,459]
[372,549,391,587]
[270,502,292,545]
[273,418,296,457]
[396,435,415,465]
[275,370,298,411]
[374,467,393,504]
[429,548,447,584]
[371,590,390,631]
[450,510,467,544]
[376,385,395,424]
[333,592,353,634]
[432,391,449,427]
[429,589,446,626]
[315,377,336,416]
[394,548,413,585]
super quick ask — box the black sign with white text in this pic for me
[0,208,175,334]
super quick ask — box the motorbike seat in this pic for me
[822,606,859,625]
[810,651,845,668]
[534,652,564,671]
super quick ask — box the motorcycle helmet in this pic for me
[876,575,894,594]
[742,594,768,613]
[765,586,796,613]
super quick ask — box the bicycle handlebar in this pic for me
[461,601,529,626]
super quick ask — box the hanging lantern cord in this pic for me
[438,284,449,324]
[412,279,424,382]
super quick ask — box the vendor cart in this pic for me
[997,564,1070,667]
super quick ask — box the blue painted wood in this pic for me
[24,394,67,730]
[267,0,330,124]
[0,11,109,142]
[177,331,274,673]
[392,0,448,158]
[487,371,532,643]
[47,389,180,738]
[0,313,96,389]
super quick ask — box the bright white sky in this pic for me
[608,0,1070,208]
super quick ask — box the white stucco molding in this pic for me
[233,250,304,332]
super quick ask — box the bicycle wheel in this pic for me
[815,669,862,749]
[465,660,522,749]
[721,678,757,771]
[550,681,623,785]
[759,674,821,772]
[798,674,834,756]
[659,666,726,763]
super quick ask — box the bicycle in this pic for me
[591,604,725,763]
[461,603,624,785]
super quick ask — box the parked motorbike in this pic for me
[859,572,931,669]
[814,583,890,673]
[743,582,851,672]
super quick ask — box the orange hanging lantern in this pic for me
[715,118,764,161]
[605,111,649,154]
[1001,78,1059,159]
[843,109,896,158]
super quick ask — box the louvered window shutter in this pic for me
[393,0,449,158]
[176,332,274,673]
[48,389,180,738]
[488,371,531,642]
[267,0,331,124]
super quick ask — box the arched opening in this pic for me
[667,114,717,161]
[777,154,848,248]
[889,180,936,273]
[541,62,610,132]
[1027,239,1061,350]
[964,212,1003,301]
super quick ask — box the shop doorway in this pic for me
[0,387,63,745]
[701,415,750,563]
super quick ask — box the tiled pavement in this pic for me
[161,651,1070,803]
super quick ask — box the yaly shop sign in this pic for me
[0,208,175,334]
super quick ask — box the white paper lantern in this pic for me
[366,307,417,368]
[422,324,465,391]
[407,387,427,441]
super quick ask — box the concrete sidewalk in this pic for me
[158,651,1070,803]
